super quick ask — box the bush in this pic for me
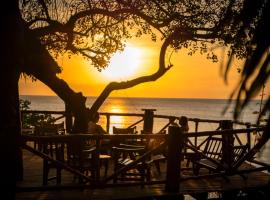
[20,99,55,128]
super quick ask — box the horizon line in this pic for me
[19,94,262,101]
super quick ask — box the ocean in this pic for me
[20,95,269,163]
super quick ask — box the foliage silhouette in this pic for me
[19,99,55,128]
[18,0,269,126]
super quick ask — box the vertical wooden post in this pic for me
[142,109,156,134]
[195,119,199,132]
[65,103,73,133]
[246,123,251,150]
[95,136,101,182]
[220,120,234,167]
[106,114,110,133]
[165,126,183,196]
[194,119,199,147]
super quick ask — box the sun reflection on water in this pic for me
[99,98,142,134]
[110,107,125,127]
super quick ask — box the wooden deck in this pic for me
[16,148,270,200]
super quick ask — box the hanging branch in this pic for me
[89,29,187,114]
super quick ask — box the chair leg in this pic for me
[146,168,151,182]
[104,160,109,177]
[193,163,200,176]
[139,169,145,188]
[186,158,191,167]
[43,160,49,185]
[222,174,230,182]
[154,161,161,175]
[240,174,247,180]
[56,167,62,184]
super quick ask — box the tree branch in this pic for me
[89,29,183,114]
[37,0,50,20]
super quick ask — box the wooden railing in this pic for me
[21,109,263,154]
[19,109,269,194]
[19,124,268,193]
[21,109,259,132]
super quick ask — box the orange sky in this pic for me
[19,35,265,99]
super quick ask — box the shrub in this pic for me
[20,99,55,128]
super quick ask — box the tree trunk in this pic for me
[0,0,23,198]
[22,29,88,133]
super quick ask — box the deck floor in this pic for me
[16,147,270,200]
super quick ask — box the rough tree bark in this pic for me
[1,0,23,198]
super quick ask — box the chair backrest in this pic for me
[113,126,141,146]
[66,139,97,167]
[203,137,223,160]
[232,144,249,164]
[55,122,65,135]
[203,137,249,167]
[113,126,137,134]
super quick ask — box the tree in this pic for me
[19,0,269,129]
[18,0,179,132]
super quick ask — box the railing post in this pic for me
[65,103,73,133]
[106,114,110,133]
[194,119,199,147]
[165,125,183,197]
[142,109,156,134]
[246,123,251,150]
[220,120,234,167]
[95,136,101,182]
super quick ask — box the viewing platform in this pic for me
[17,109,270,199]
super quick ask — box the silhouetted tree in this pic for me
[19,0,269,128]
[18,0,176,132]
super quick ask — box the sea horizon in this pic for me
[20,94,263,101]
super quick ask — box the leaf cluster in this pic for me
[20,99,55,128]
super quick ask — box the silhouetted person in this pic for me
[87,112,107,135]
[179,116,189,132]
[87,112,110,152]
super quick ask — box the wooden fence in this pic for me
[20,122,267,193]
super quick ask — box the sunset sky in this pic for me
[19,34,266,99]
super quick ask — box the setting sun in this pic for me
[102,45,142,80]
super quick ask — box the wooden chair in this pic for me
[42,141,65,185]
[112,126,140,159]
[34,122,66,185]
[112,126,151,183]
[112,126,138,145]
[112,145,151,184]
[67,136,112,181]
[192,137,223,175]
[67,141,97,183]
[146,130,167,175]
[111,127,166,183]
[191,136,249,177]
[113,126,137,134]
